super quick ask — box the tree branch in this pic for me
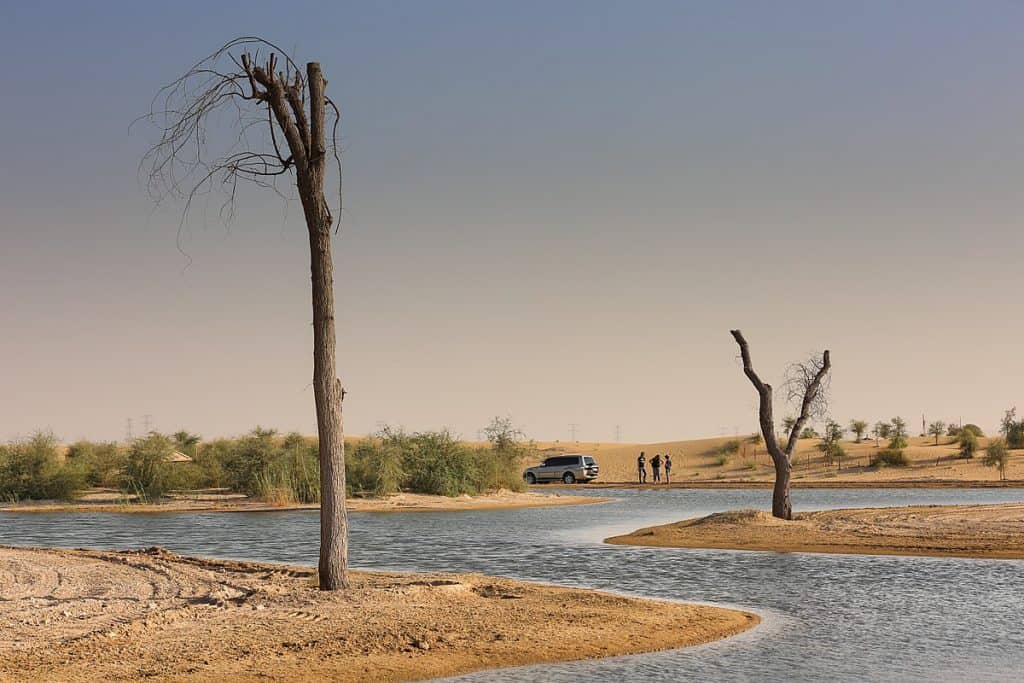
[730,330,781,461]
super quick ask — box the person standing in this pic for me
[637,451,647,483]
[651,453,662,483]
[664,454,673,483]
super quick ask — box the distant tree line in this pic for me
[0,418,532,504]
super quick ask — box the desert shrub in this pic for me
[716,439,741,455]
[983,439,1009,481]
[347,421,529,497]
[887,434,908,450]
[220,427,281,495]
[714,455,729,466]
[404,430,481,496]
[819,440,846,467]
[800,428,819,439]
[871,448,908,467]
[961,424,984,438]
[0,432,86,501]
[226,430,321,504]
[958,429,978,459]
[190,439,232,488]
[1008,423,1024,450]
[346,429,406,497]
[946,424,961,437]
[1000,409,1024,449]
[123,433,177,500]
[67,440,125,487]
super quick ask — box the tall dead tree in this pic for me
[730,330,831,519]
[140,37,348,589]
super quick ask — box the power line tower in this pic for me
[569,423,578,442]
[615,425,621,442]
[143,414,153,434]
[125,418,133,442]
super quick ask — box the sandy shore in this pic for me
[0,490,606,515]
[0,546,757,682]
[606,503,1024,560]
[572,479,1024,489]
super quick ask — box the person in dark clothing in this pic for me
[637,451,647,483]
[651,453,662,483]
[664,454,673,483]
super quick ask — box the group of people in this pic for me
[636,451,672,483]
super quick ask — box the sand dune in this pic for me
[525,435,1024,485]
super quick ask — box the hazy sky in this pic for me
[2,1,1023,443]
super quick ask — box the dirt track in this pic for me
[0,546,757,682]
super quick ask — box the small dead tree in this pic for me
[730,330,831,519]
[140,37,348,589]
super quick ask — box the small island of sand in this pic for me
[0,546,757,682]
[606,503,1024,560]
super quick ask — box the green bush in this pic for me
[1008,424,1024,450]
[67,440,125,487]
[871,448,908,467]
[983,438,1009,480]
[0,432,86,501]
[346,421,529,497]
[958,430,978,459]
[123,433,177,500]
[221,427,281,495]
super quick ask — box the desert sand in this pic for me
[606,503,1024,559]
[526,435,1024,485]
[0,546,757,682]
[0,489,604,514]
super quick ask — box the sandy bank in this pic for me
[606,503,1024,560]
[571,479,1024,489]
[0,546,757,682]
[0,490,606,515]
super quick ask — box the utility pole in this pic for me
[569,423,577,442]
[126,418,133,443]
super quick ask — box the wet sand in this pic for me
[606,503,1024,559]
[0,546,757,682]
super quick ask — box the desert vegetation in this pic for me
[0,418,532,505]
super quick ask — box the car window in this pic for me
[583,456,595,465]
[541,459,553,467]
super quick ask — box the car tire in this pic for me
[525,472,537,485]
[562,472,576,484]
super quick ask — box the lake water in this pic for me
[2,487,1023,682]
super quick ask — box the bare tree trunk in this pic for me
[772,460,792,519]
[304,63,348,591]
[310,227,348,590]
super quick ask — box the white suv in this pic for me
[523,454,599,484]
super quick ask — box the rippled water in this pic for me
[3,487,1023,681]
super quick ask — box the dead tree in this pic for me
[140,37,348,589]
[730,330,831,519]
